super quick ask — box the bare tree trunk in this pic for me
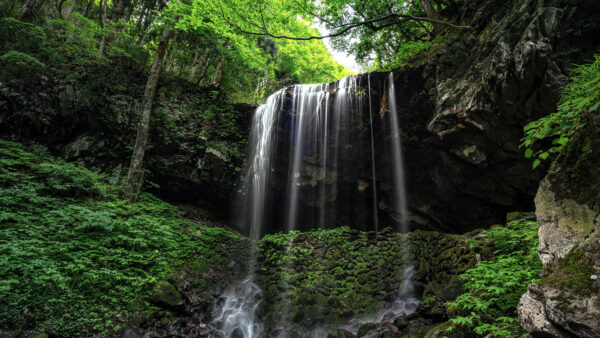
[420,0,443,33]
[188,50,201,80]
[82,0,93,17]
[212,57,223,86]
[97,0,108,57]
[138,9,154,47]
[163,34,177,72]
[124,28,172,202]
[196,55,212,85]
[61,0,75,19]
[17,0,45,18]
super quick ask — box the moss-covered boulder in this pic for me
[518,115,600,337]
[150,281,183,309]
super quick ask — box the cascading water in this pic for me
[215,73,415,337]
[212,91,283,338]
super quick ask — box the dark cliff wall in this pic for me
[0,55,255,217]
[1,0,599,233]
[390,0,600,232]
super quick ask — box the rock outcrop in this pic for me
[256,226,510,336]
[390,0,600,232]
[518,115,600,337]
[0,68,254,217]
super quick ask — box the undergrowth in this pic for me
[0,139,244,336]
[522,53,600,168]
[445,220,542,337]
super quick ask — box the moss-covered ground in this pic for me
[0,139,249,336]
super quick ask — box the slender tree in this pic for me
[124,27,172,201]
[97,0,108,57]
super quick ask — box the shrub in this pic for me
[445,220,542,337]
[522,53,600,168]
[0,51,46,84]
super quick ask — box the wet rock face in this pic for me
[399,0,600,232]
[518,115,600,337]
[247,0,600,234]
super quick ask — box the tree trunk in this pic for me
[138,9,154,47]
[17,0,45,18]
[97,0,108,57]
[188,50,201,80]
[196,55,212,85]
[124,28,172,202]
[61,1,75,19]
[82,0,93,17]
[420,0,443,33]
[212,57,223,86]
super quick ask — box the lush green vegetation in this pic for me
[522,53,600,168]
[0,2,351,104]
[446,220,542,337]
[0,139,247,335]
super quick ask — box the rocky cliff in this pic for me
[246,0,600,233]
[518,114,600,337]
[0,60,254,217]
[1,0,599,233]
[391,0,600,232]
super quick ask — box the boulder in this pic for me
[150,281,183,309]
[518,115,600,336]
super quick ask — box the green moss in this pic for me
[150,281,182,309]
[541,249,598,297]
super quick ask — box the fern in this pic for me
[521,53,600,168]
[446,221,542,337]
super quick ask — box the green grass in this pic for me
[0,139,246,335]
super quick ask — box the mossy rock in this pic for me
[23,334,48,338]
[541,249,599,297]
[423,321,453,338]
[356,323,377,337]
[506,211,534,223]
[150,281,183,309]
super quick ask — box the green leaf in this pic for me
[524,148,533,158]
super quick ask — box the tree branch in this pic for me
[226,12,471,41]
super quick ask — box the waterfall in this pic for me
[386,72,409,233]
[216,73,413,337]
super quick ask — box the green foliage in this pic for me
[445,221,542,337]
[0,139,246,335]
[0,50,46,83]
[521,53,600,168]
[0,17,45,54]
[172,0,351,101]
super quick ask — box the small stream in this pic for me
[212,276,263,338]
